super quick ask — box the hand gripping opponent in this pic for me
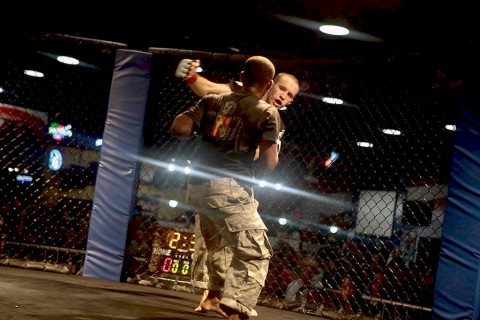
[175,59,200,84]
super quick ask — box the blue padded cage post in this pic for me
[83,50,152,281]
[432,81,480,319]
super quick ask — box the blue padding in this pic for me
[83,50,152,281]
[433,83,480,319]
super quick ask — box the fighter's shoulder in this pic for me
[201,92,232,101]
[258,100,279,112]
[229,80,243,92]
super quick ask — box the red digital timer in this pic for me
[149,228,195,276]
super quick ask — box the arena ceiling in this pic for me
[7,0,478,61]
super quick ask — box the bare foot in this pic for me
[195,290,228,318]
[222,304,249,320]
[194,290,209,313]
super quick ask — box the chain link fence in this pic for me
[1,36,462,319]
[0,34,122,273]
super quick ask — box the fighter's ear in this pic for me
[265,79,273,91]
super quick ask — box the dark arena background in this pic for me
[1,2,480,319]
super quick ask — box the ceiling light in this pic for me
[24,70,44,78]
[322,96,344,105]
[357,141,373,148]
[0,87,3,93]
[275,15,383,42]
[57,55,80,65]
[382,128,402,136]
[319,25,350,36]
[445,124,456,131]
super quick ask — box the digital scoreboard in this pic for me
[149,228,195,277]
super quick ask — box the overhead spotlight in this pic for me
[275,15,383,42]
[279,217,287,226]
[319,25,349,36]
[57,56,80,65]
[183,166,192,174]
[322,96,344,105]
[445,124,456,131]
[274,183,282,190]
[169,200,178,208]
[330,225,338,233]
[37,51,100,69]
[258,180,266,187]
[24,70,44,78]
[382,128,402,136]
[357,141,373,148]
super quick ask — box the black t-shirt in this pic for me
[183,92,281,184]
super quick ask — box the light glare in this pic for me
[24,70,44,78]
[330,225,339,233]
[57,56,80,65]
[319,25,350,36]
[322,97,344,105]
[357,141,373,148]
[382,129,402,136]
[445,124,456,131]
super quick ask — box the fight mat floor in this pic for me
[0,266,324,320]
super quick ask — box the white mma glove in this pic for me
[175,59,193,78]
[175,59,200,84]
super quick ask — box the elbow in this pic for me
[170,115,195,140]
[170,126,182,138]
[266,159,278,172]
[170,125,192,140]
[262,155,278,172]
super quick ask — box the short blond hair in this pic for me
[275,72,299,87]
[242,56,275,88]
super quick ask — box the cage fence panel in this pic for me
[0,34,121,273]
[0,35,460,320]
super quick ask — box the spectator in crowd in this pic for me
[284,257,323,303]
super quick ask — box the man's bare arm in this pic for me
[175,59,231,97]
[189,75,231,97]
[257,142,279,172]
